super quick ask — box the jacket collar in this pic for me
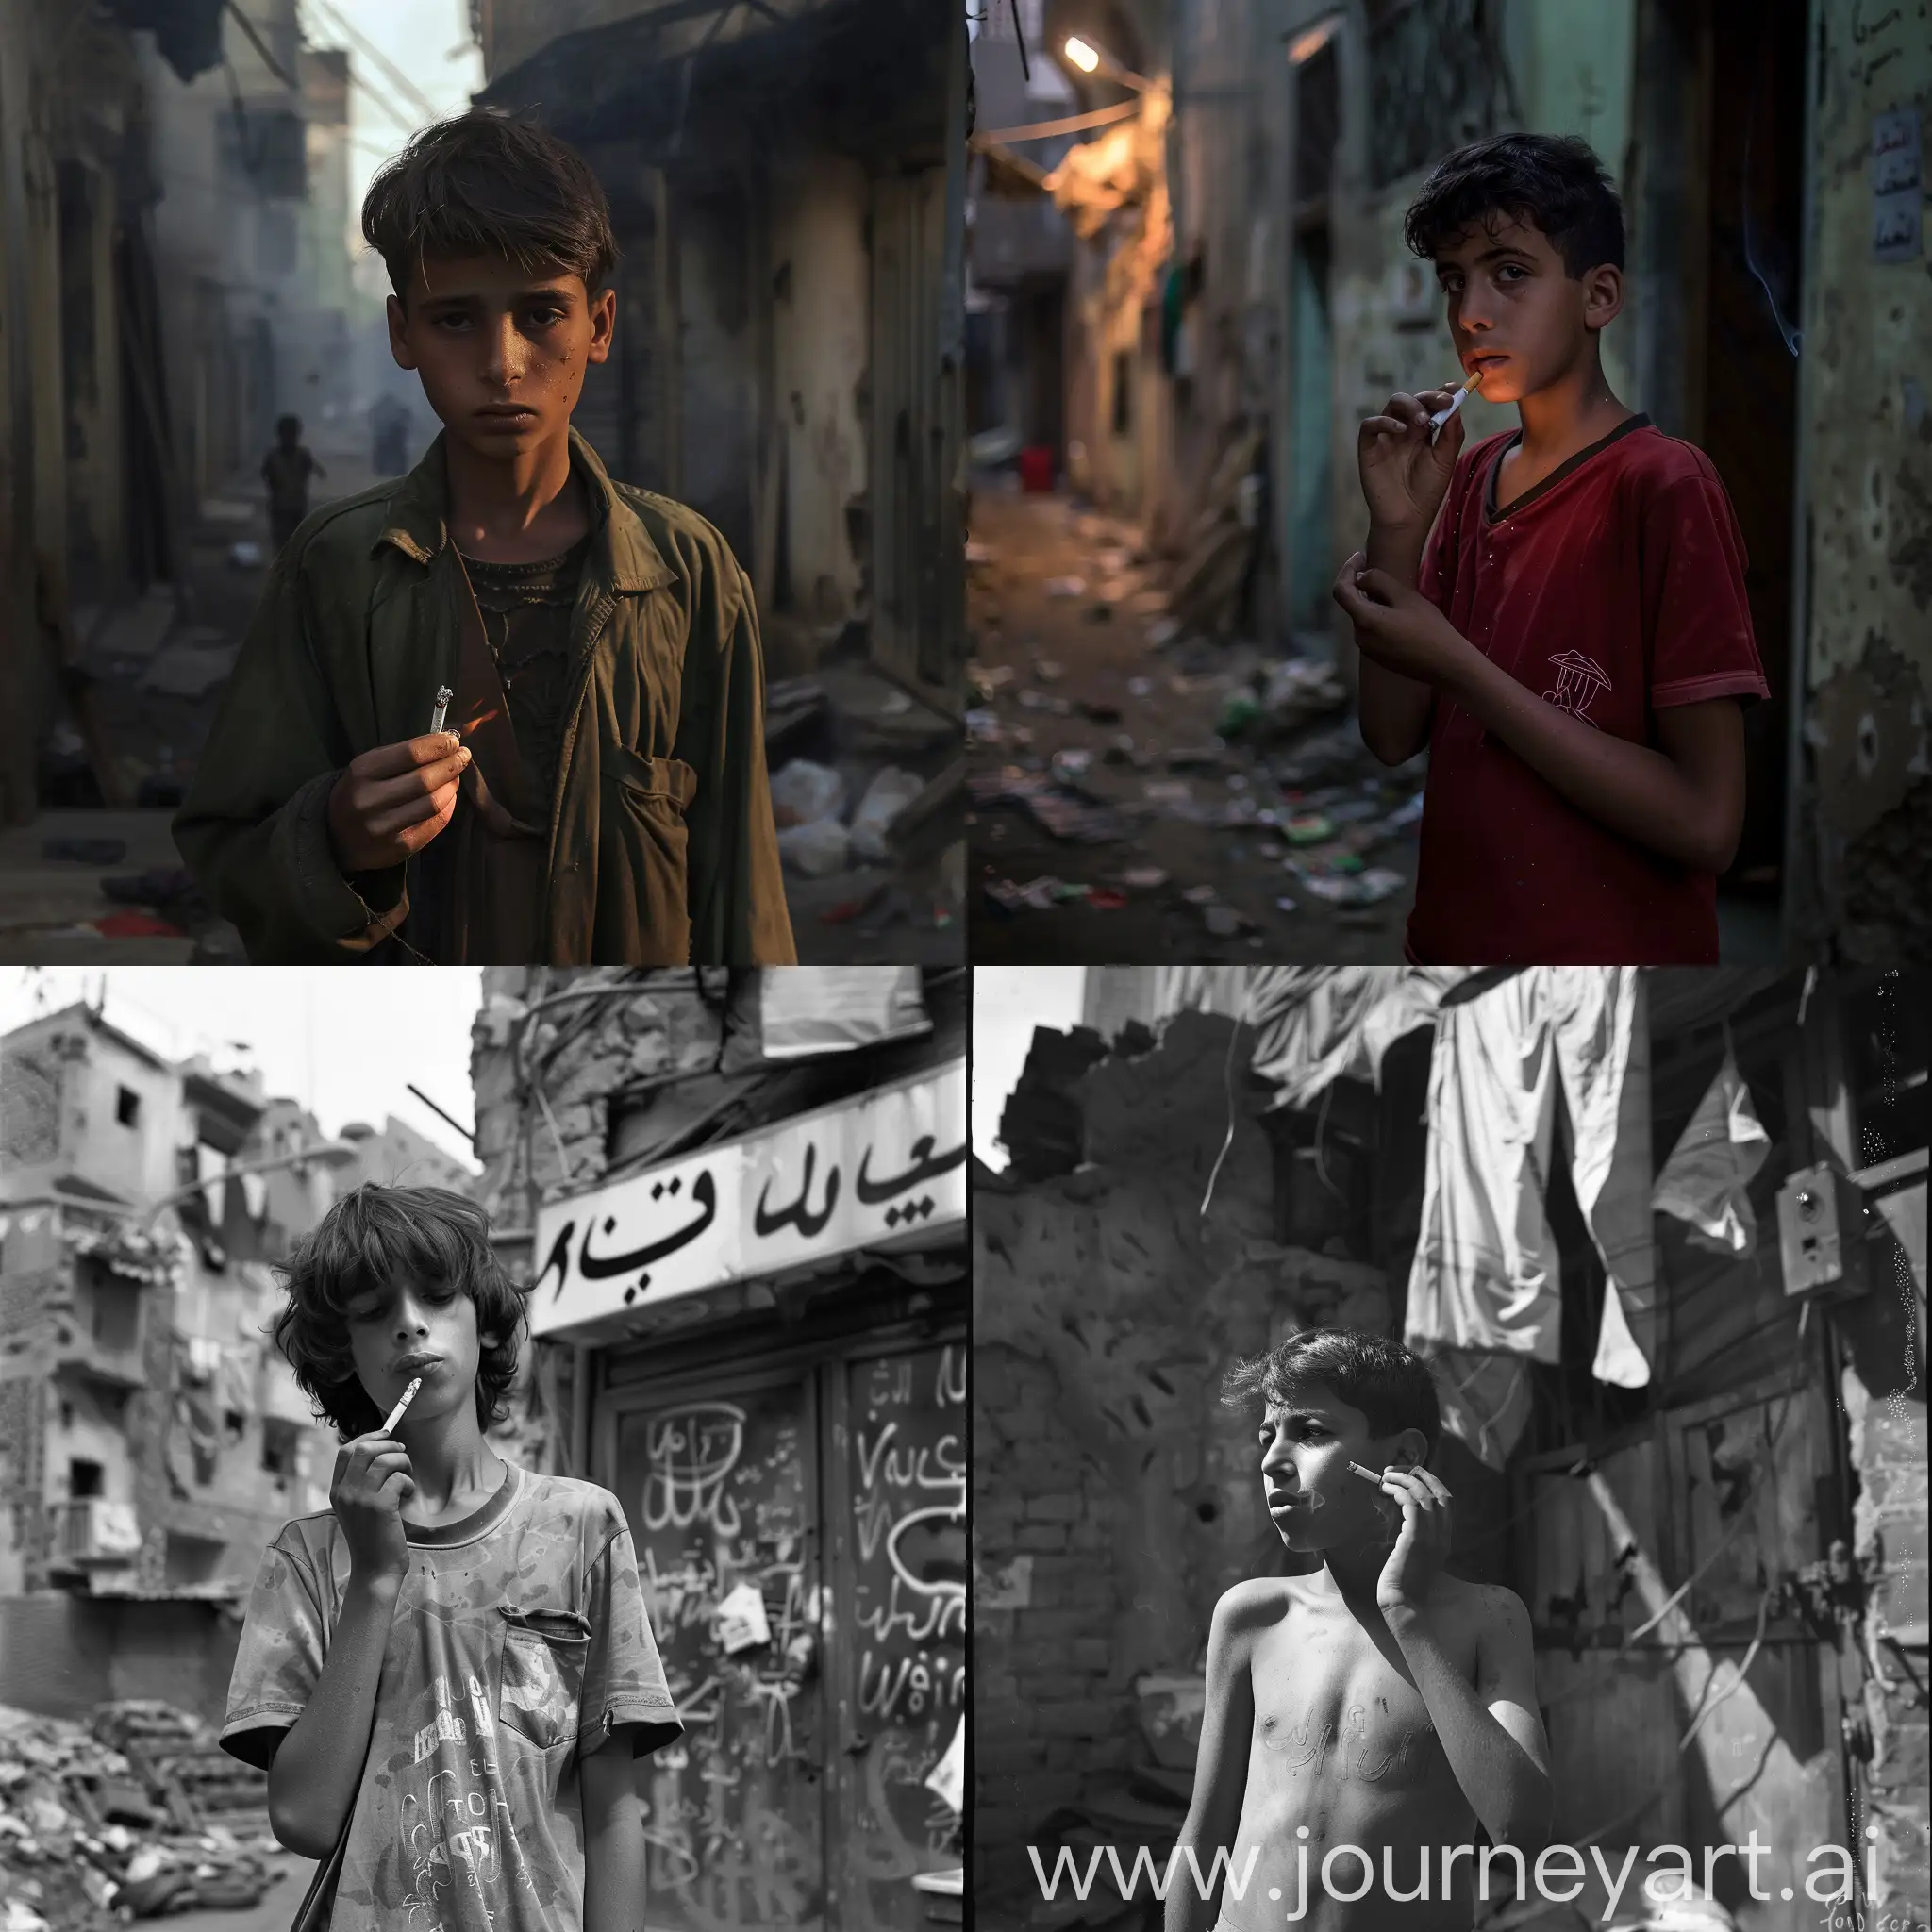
[377,425,676,592]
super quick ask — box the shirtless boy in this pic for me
[1170,1330,1553,1932]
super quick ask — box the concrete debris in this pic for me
[0,1701,278,1929]
[138,642,241,700]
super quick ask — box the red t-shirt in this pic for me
[1407,413,1769,964]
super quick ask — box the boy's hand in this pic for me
[1374,1466,1455,1614]
[326,734,470,873]
[1357,384,1466,532]
[331,1430,417,1589]
[1332,552,1478,688]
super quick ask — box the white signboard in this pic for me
[530,1060,966,1338]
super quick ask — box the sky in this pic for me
[972,969,1086,1171]
[0,969,482,1172]
[300,0,485,268]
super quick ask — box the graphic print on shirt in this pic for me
[1542,650,1611,724]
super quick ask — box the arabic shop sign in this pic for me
[529,1059,966,1337]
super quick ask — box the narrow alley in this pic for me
[968,477,1424,964]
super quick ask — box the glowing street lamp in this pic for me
[1061,34,1155,91]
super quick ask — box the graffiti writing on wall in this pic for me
[847,1342,966,1908]
[623,1390,825,1932]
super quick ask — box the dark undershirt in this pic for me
[461,534,591,814]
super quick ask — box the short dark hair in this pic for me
[1404,132,1624,278]
[270,1185,530,1440]
[1222,1327,1441,1454]
[275,415,300,439]
[361,111,617,306]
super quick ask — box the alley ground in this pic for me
[1,425,958,965]
[966,478,1783,967]
[967,477,1423,964]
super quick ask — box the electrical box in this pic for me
[1776,1163,1872,1300]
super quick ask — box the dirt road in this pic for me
[965,480,1421,964]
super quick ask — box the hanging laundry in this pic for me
[1652,1052,1771,1256]
[239,1172,269,1221]
[1405,969,1657,1468]
[182,1335,223,1384]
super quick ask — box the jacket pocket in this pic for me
[496,1607,591,1755]
[596,746,698,964]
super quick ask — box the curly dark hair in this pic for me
[361,110,617,307]
[1222,1327,1441,1455]
[271,1185,530,1440]
[1403,131,1624,278]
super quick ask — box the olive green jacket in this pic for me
[174,429,796,965]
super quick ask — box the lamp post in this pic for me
[1062,35,1157,92]
[139,1139,364,1232]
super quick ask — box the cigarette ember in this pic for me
[429,686,454,736]
[1428,365,1486,432]
[383,1377,423,1434]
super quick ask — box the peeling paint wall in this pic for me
[772,153,870,626]
[1324,0,1636,687]
[1793,1,1932,960]
[973,1012,1403,1896]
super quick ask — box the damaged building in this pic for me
[469,964,967,1931]
[966,0,1932,960]
[0,1000,470,1722]
[0,0,358,828]
[974,965,1927,1931]
[470,0,970,944]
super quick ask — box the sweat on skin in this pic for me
[1163,1377,1554,1932]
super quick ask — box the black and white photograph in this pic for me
[972,966,1925,1932]
[0,964,965,1931]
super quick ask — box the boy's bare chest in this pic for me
[1249,1606,1474,1789]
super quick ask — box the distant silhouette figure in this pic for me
[263,415,326,555]
[372,395,412,475]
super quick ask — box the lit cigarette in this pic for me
[1347,1460,1386,1484]
[429,686,454,736]
[383,1377,423,1434]
[1427,365,1487,432]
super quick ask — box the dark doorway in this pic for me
[1697,0,1806,896]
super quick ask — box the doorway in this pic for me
[1694,0,1806,896]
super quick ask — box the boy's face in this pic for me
[387,253,615,460]
[1431,212,1623,407]
[342,1275,498,1430]
[1256,1382,1420,1555]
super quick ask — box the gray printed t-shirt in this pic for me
[220,1461,682,1930]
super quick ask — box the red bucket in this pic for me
[1018,445,1055,493]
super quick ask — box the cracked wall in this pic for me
[1795,2,1932,959]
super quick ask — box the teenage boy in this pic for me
[1331,133,1769,964]
[1169,1330,1552,1932]
[175,112,796,966]
[221,1185,683,1931]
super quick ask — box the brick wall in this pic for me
[973,1010,1399,1906]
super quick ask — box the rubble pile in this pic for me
[0,1703,281,1928]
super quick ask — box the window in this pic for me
[69,1458,104,1498]
[261,1418,301,1478]
[116,1086,141,1127]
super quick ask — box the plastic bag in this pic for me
[850,767,924,862]
[769,758,845,829]
[777,817,851,876]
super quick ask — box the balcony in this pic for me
[53,1498,144,1567]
